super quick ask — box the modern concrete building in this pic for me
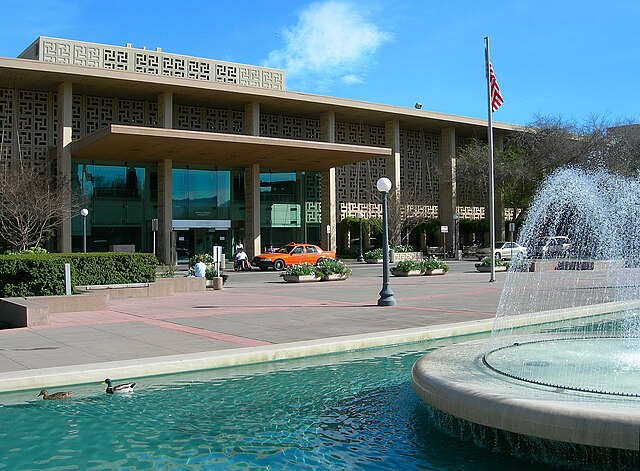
[0,37,520,263]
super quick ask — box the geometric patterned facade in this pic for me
[0,84,489,222]
[20,37,285,90]
[0,36,514,259]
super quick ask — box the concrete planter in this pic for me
[282,274,321,283]
[391,269,422,277]
[423,268,446,276]
[475,265,508,273]
[321,274,350,281]
[390,251,423,263]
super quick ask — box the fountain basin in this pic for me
[411,339,640,450]
[485,337,640,396]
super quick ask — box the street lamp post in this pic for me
[376,177,396,306]
[356,212,364,262]
[80,208,89,253]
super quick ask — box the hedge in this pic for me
[0,253,157,297]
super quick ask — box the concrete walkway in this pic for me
[0,260,504,392]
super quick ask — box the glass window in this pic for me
[306,246,318,253]
[72,161,157,253]
[172,167,232,220]
[292,246,304,254]
[260,171,321,246]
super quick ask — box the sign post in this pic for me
[441,225,449,258]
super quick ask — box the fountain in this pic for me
[412,168,640,465]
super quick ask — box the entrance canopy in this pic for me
[70,125,391,171]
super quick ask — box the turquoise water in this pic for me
[0,339,560,470]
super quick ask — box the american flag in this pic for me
[488,61,504,112]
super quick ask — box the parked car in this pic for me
[476,241,528,260]
[252,243,336,271]
[534,236,572,257]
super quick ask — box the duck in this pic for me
[102,378,136,394]
[38,389,71,400]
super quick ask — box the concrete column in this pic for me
[158,159,173,265]
[384,120,401,245]
[321,169,337,252]
[320,111,337,251]
[245,164,261,258]
[439,127,457,249]
[321,111,336,143]
[57,81,73,253]
[158,92,173,129]
[244,102,260,136]
[384,120,401,196]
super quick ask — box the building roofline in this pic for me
[0,55,524,134]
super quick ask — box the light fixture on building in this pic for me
[414,103,422,110]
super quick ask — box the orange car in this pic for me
[252,243,336,271]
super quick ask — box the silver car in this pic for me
[539,236,572,257]
[476,241,528,260]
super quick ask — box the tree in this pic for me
[457,115,640,223]
[0,161,78,251]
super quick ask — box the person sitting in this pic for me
[267,244,275,253]
[235,249,250,271]
[194,256,206,277]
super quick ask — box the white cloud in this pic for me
[341,74,363,85]
[265,1,392,90]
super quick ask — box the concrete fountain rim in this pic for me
[483,336,640,397]
[411,338,640,450]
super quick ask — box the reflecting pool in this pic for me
[0,337,559,470]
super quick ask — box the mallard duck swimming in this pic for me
[102,378,136,394]
[38,389,71,400]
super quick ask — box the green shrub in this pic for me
[0,255,70,297]
[71,253,157,285]
[4,247,48,255]
[365,248,384,260]
[0,252,157,297]
[315,259,352,277]
[394,260,422,272]
[391,244,414,253]
[421,256,449,272]
[158,264,177,278]
[280,263,318,277]
[475,256,509,268]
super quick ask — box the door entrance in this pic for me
[174,228,230,263]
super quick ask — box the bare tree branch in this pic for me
[0,161,81,251]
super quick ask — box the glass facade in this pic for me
[71,162,322,257]
[260,171,321,248]
[172,167,232,220]
[71,161,158,253]
[171,166,243,260]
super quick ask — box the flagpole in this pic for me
[484,36,496,283]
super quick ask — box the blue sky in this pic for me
[2,0,638,126]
